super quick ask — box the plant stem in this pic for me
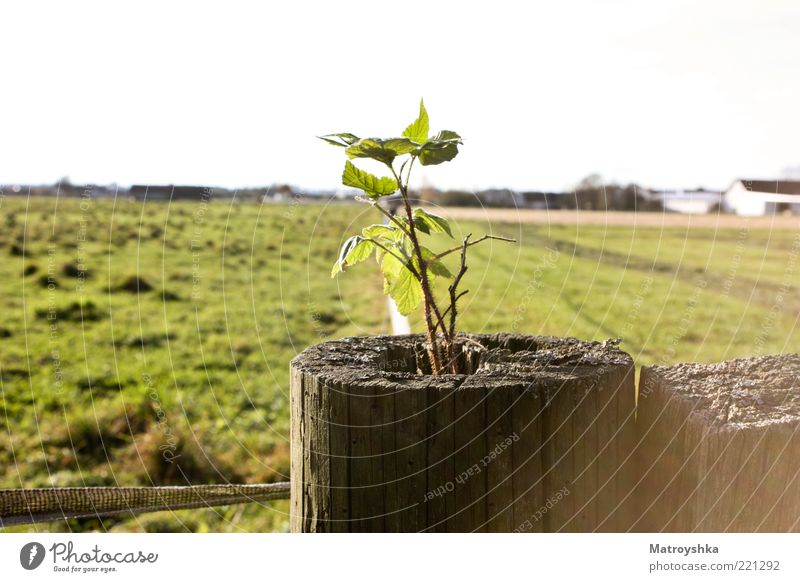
[434,287,469,373]
[389,162,449,374]
[435,290,468,329]
[371,200,412,237]
[433,235,470,373]
[448,236,470,341]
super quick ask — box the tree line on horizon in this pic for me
[3,174,665,211]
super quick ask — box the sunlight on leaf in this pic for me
[417,130,462,166]
[402,99,429,144]
[413,208,453,238]
[318,133,360,147]
[331,234,376,277]
[341,161,398,198]
[346,137,417,165]
[421,247,453,278]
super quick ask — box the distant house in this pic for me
[263,184,295,203]
[87,185,117,197]
[651,189,722,214]
[724,179,800,216]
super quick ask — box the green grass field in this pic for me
[417,217,800,366]
[0,196,384,532]
[1,197,798,531]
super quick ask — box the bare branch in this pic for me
[448,234,471,342]
[434,290,469,331]
[432,234,516,261]
[431,234,473,373]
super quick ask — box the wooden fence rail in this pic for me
[0,483,290,527]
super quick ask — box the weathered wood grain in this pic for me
[290,333,635,532]
[636,355,800,532]
[484,384,516,531]
[393,385,427,532]
[510,387,545,532]
[452,384,488,532]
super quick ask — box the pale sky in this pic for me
[2,0,798,192]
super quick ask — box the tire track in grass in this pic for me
[503,231,800,318]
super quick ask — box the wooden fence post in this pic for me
[290,333,636,532]
[635,355,800,532]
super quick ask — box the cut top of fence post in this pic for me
[642,354,800,431]
[637,354,800,533]
[290,333,633,391]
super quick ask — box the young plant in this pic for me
[320,100,514,375]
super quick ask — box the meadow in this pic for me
[422,213,800,366]
[1,196,798,532]
[0,195,385,532]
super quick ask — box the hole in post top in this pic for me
[380,333,541,376]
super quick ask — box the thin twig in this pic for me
[448,235,471,342]
[433,234,516,261]
[435,234,471,373]
[434,290,469,331]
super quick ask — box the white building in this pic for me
[724,179,800,216]
[652,189,723,214]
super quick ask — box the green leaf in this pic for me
[331,235,361,277]
[434,130,461,143]
[346,139,393,164]
[418,144,459,166]
[381,250,402,295]
[427,259,452,279]
[380,249,405,279]
[416,130,462,166]
[391,267,423,315]
[362,224,396,239]
[382,254,423,316]
[378,242,435,314]
[413,208,453,238]
[383,138,419,154]
[318,133,360,147]
[421,247,453,278]
[363,223,407,244]
[346,137,417,165]
[402,99,429,143]
[346,237,376,265]
[331,235,375,277]
[341,161,398,199]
